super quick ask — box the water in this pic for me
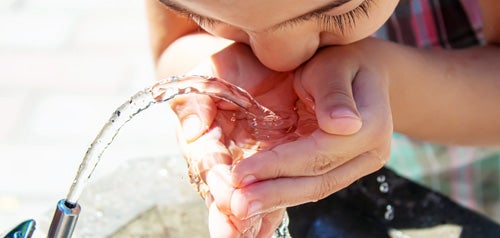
[65,88,157,204]
[65,75,297,206]
[379,182,389,193]
[384,204,395,221]
[376,174,394,220]
[152,75,297,141]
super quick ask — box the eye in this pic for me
[273,0,374,33]
[316,0,373,32]
[186,13,220,29]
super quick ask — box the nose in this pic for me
[247,29,320,72]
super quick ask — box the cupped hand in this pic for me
[229,38,394,225]
[163,38,299,237]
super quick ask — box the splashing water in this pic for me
[376,175,386,183]
[379,182,390,193]
[151,75,297,139]
[376,173,395,221]
[65,75,297,206]
[385,204,395,221]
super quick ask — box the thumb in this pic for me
[295,65,362,136]
[171,94,216,142]
[316,86,362,135]
[168,61,218,142]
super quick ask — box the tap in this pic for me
[3,219,36,238]
[47,199,80,238]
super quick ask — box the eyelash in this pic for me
[185,13,219,29]
[287,0,374,32]
[182,0,373,32]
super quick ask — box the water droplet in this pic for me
[169,75,180,82]
[384,204,394,221]
[377,175,386,183]
[250,118,258,127]
[379,182,389,193]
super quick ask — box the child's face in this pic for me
[161,0,399,71]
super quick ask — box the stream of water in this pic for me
[65,75,297,207]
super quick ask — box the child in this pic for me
[146,0,500,237]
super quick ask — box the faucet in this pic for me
[46,199,81,238]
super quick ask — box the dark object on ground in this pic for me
[287,167,500,238]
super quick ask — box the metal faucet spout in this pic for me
[47,199,80,238]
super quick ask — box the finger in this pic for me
[254,209,287,238]
[295,51,362,135]
[208,202,242,238]
[231,131,363,187]
[232,66,392,186]
[231,151,385,219]
[170,94,216,142]
[184,126,233,198]
[207,186,261,237]
[232,214,262,236]
[206,164,235,215]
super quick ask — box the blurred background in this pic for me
[0,0,182,231]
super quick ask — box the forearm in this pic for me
[145,0,233,77]
[145,0,198,63]
[385,41,500,145]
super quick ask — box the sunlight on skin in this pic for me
[160,0,399,71]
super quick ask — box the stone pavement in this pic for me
[0,0,182,232]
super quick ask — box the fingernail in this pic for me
[247,201,262,218]
[240,175,257,187]
[330,107,359,120]
[329,107,362,135]
[182,115,202,141]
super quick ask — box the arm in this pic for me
[384,0,500,146]
[145,0,197,63]
[145,0,233,76]
[389,43,500,146]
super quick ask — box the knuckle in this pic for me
[364,150,388,171]
[309,134,342,175]
[310,175,342,202]
[268,149,285,177]
[311,153,336,175]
